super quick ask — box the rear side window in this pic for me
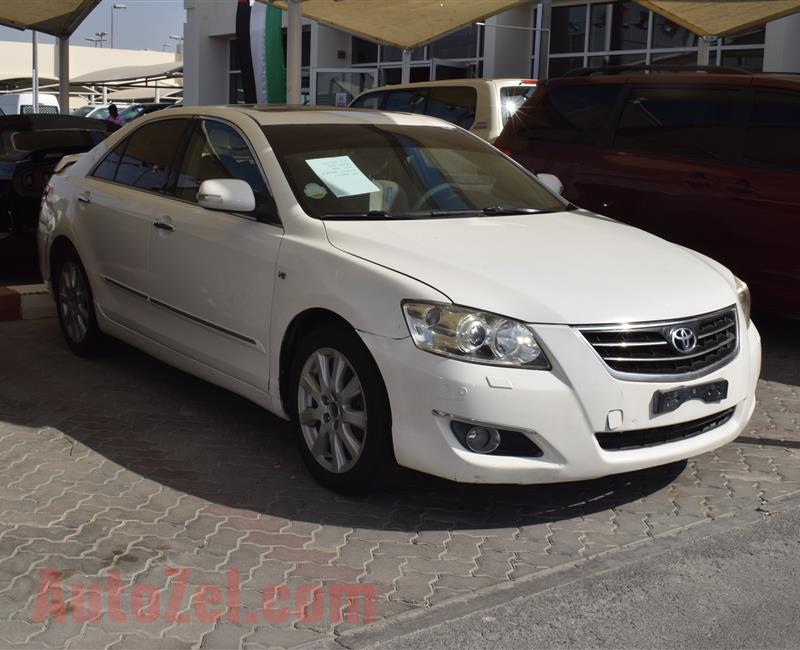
[614,87,741,161]
[92,141,126,181]
[383,90,427,113]
[424,86,477,129]
[514,84,621,144]
[350,92,383,110]
[109,119,189,191]
[743,90,800,173]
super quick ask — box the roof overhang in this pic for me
[265,0,531,49]
[0,0,101,38]
[636,0,800,37]
[71,62,184,85]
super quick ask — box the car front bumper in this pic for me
[360,312,760,484]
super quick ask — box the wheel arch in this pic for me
[48,235,78,288]
[278,308,358,414]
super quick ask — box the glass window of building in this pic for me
[429,25,480,59]
[652,12,696,49]
[551,4,587,54]
[352,36,378,64]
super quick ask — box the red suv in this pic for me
[496,67,800,318]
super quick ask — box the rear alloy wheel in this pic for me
[55,253,102,356]
[290,325,393,493]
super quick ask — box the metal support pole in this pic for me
[537,0,552,80]
[32,31,39,113]
[401,49,411,84]
[58,37,70,114]
[697,37,712,65]
[286,0,302,104]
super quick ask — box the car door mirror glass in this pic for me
[537,173,564,195]
[197,178,256,212]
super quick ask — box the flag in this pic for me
[235,0,287,104]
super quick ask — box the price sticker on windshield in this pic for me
[306,156,380,198]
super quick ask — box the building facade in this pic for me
[183,0,800,107]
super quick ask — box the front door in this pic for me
[146,118,282,392]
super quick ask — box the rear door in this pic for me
[79,117,191,330]
[589,85,746,254]
[717,87,800,315]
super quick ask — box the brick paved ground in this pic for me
[0,316,798,649]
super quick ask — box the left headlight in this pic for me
[402,301,550,369]
[735,276,751,325]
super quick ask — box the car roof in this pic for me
[147,105,461,128]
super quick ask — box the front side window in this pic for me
[262,123,567,219]
[424,87,477,129]
[513,83,622,144]
[614,86,741,160]
[172,119,274,220]
[113,119,189,191]
[743,90,800,173]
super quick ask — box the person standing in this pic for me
[106,104,126,127]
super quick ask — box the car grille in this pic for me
[595,407,735,451]
[577,306,738,380]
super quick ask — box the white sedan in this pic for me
[38,106,760,492]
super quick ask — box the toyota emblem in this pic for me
[670,327,698,353]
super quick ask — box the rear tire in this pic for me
[54,250,102,357]
[289,323,394,493]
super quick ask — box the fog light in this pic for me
[465,426,501,454]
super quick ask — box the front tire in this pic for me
[289,323,393,493]
[54,251,102,357]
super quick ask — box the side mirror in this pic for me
[197,179,255,212]
[537,173,564,196]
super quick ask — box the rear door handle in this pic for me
[152,219,175,232]
[77,191,91,204]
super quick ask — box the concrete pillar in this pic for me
[286,0,302,104]
[484,4,537,78]
[697,38,711,65]
[58,37,69,114]
[536,0,552,80]
[183,0,228,106]
[764,12,800,73]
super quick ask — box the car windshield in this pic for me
[262,123,567,219]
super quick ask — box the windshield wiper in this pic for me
[481,206,546,215]
[320,210,393,220]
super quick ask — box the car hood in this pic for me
[323,209,737,325]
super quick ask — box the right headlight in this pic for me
[402,301,550,369]
[735,276,751,325]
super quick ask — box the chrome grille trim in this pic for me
[576,305,739,382]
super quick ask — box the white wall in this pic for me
[184,0,233,105]
[764,13,800,73]
[483,5,536,79]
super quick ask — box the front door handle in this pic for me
[152,219,175,232]
[77,191,91,204]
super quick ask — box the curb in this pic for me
[0,284,55,321]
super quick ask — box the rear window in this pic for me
[743,89,800,173]
[512,83,621,144]
[11,129,105,153]
[614,86,741,161]
[424,86,477,129]
[383,90,427,113]
[20,105,59,115]
[350,92,384,110]
[499,85,536,126]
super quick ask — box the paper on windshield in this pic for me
[306,156,380,198]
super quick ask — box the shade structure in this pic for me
[266,0,531,49]
[0,0,100,38]
[72,62,183,85]
[637,0,800,36]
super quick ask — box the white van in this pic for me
[349,79,537,143]
[0,93,60,116]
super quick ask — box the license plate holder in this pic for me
[653,379,728,415]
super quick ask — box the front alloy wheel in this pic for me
[297,348,367,474]
[290,324,393,493]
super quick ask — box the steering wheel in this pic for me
[411,183,457,211]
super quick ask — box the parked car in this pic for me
[0,114,117,240]
[119,103,172,122]
[0,93,60,116]
[495,66,800,318]
[349,79,537,143]
[38,106,759,492]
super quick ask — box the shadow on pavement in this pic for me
[0,319,690,534]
